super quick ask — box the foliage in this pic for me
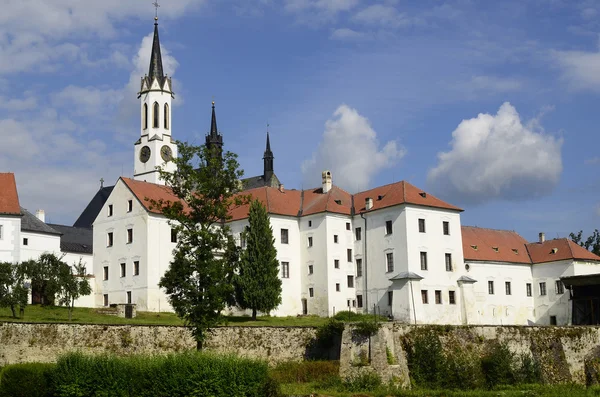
[235,199,282,320]
[0,262,28,318]
[269,360,340,384]
[342,372,382,392]
[386,346,396,365]
[149,141,248,350]
[50,352,279,397]
[353,318,382,338]
[405,330,447,389]
[333,310,379,322]
[21,253,66,306]
[314,318,345,349]
[56,259,92,321]
[570,229,600,256]
[0,362,55,397]
[515,353,542,385]
[481,342,517,388]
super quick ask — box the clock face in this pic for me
[161,145,173,162]
[140,146,151,163]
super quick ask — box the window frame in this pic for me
[443,221,450,235]
[355,227,362,241]
[449,290,456,304]
[505,281,512,295]
[555,280,564,294]
[418,218,426,233]
[386,252,394,273]
[488,280,494,295]
[347,275,354,288]
[357,295,363,308]
[171,228,178,243]
[308,264,313,275]
[420,251,428,271]
[334,259,340,269]
[335,283,340,292]
[127,228,133,244]
[539,282,547,296]
[103,266,109,281]
[346,222,351,231]
[164,103,169,130]
[526,283,532,297]
[103,294,109,307]
[333,234,339,243]
[421,290,428,304]
[143,103,148,130]
[308,236,313,247]
[108,204,113,217]
[435,290,442,304]
[281,261,290,279]
[309,288,314,297]
[280,228,289,244]
[347,248,352,262]
[153,101,160,128]
[133,261,140,276]
[445,253,452,272]
[387,290,393,306]
[385,220,393,235]
[120,263,126,278]
[107,232,113,247]
[356,258,363,277]
[127,200,133,213]
[23,238,28,246]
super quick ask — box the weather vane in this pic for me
[153,1,160,19]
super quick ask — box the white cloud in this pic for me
[302,104,405,191]
[330,27,366,40]
[54,86,123,118]
[0,96,37,111]
[467,75,522,93]
[427,102,563,204]
[285,0,359,14]
[352,5,411,28]
[552,47,600,91]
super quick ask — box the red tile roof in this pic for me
[229,186,302,222]
[526,239,600,264]
[0,173,21,215]
[122,177,185,215]
[462,226,531,264]
[302,186,353,216]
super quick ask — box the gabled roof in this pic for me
[21,207,60,235]
[462,226,531,264]
[73,186,114,228]
[47,224,93,254]
[302,186,353,216]
[0,173,21,215]
[121,177,185,215]
[230,186,302,221]
[354,181,462,213]
[526,239,600,264]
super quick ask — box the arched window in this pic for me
[153,102,160,128]
[143,103,148,130]
[164,103,169,130]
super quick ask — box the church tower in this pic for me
[133,16,177,185]
[263,130,274,183]
[205,101,223,159]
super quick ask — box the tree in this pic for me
[235,199,282,320]
[21,253,65,306]
[57,259,92,321]
[0,261,29,318]
[149,141,248,350]
[569,229,600,256]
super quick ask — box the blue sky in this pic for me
[1,0,600,242]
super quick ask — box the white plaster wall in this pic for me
[299,214,329,316]
[20,232,61,262]
[146,213,178,312]
[323,214,355,316]
[0,216,21,263]
[532,260,574,326]
[62,252,96,308]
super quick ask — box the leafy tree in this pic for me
[21,253,65,306]
[57,259,92,321]
[149,141,248,350]
[235,199,282,320]
[569,229,600,256]
[0,261,29,318]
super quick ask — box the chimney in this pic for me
[278,184,285,193]
[36,209,45,223]
[539,232,545,243]
[365,197,373,210]
[321,170,332,193]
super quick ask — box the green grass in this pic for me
[0,305,329,327]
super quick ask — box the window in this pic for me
[335,283,340,292]
[309,288,314,297]
[308,220,312,227]
[386,220,393,235]
[550,315,557,326]
[346,222,351,230]
[418,218,426,233]
[352,299,356,307]
[308,265,313,275]
[127,200,133,212]
[164,103,169,129]
[0,225,3,240]
[103,266,109,281]
[103,294,109,307]
[281,229,289,244]
[526,283,532,297]
[388,291,393,306]
[347,249,352,262]
[505,281,512,295]
[356,258,363,277]
[347,275,354,288]
[357,295,363,308]
[308,236,313,247]
[445,253,452,271]
[240,231,246,249]
[347,299,351,307]
[171,229,177,243]
[449,291,456,304]
[134,261,140,276]
[107,232,113,247]
[539,282,547,296]
[555,280,564,294]
[443,221,450,235]
[333,234,339,243]
[421,290,428,304]
[153,101,159,128]
[127,228,133,244]
[386,253,394,272]
[435,290,442,304]
[488,281,494,295]
[127,291,132,304]
[23,238,28,246]
[355,227,362,241]
[420,252,428,271]
[143,103,148,130]
[120,263,126,277]
[281,262,289,278]
[108,204,113,217]
[334,259,340,269]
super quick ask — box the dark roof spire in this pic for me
[206,101,223,156]
[210,101,218,138]
[263,125,274,182]
[148,17,164,82]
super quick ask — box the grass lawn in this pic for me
[0,305,329,327]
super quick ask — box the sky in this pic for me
[1,0,600,242]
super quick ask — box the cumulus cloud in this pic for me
[552,46,600,91]
[427,102,563,204]
[302,104,405,191]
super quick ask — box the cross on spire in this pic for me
[153,1,160,20]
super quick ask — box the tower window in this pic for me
[153,102,159,128]
[281,261,289,278]
[164,103,169,130]
[143,103,148,130]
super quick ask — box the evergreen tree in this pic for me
[236,199,282,320]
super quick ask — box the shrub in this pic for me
[343,372,382,392]
[0,362,55,397]
[481,342,517,389]
[314,318,345,349]
[333,311,379,322]
[353,319,381,338]
[269,360,339,384]
[516,353,542,385]
[406,330,446,389]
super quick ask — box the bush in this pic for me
[0,362,55,397]
[343,372,382,392]
[406,330,446,389]
[353,319,381,338]
[51,352,279,397]
[269,360,339,384]
[314,318,345,349]
[481,342,517,389]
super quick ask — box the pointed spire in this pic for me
[206,101,223,157]
[263,125,274,182]
[148,17,164,83]
[210,101,218,138]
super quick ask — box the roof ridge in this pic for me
[354,180,405,195]
[402,181,406,203]
[264,186,271,213]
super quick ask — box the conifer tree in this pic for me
[236,199,282,320]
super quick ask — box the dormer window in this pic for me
[470,245,478,250]
[335,199,342,205]
[551,248,558,254]
[492,247,499,252]
[512,249,519,254]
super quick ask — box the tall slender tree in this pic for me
[235,199,282,320]
[149,141,248,350]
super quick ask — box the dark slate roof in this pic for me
[241,173,281,190]
[47,224,93,254]
[73,186,114,229]
[149,20,164,82]
[389,271,424,281]
[20,207,61,235]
